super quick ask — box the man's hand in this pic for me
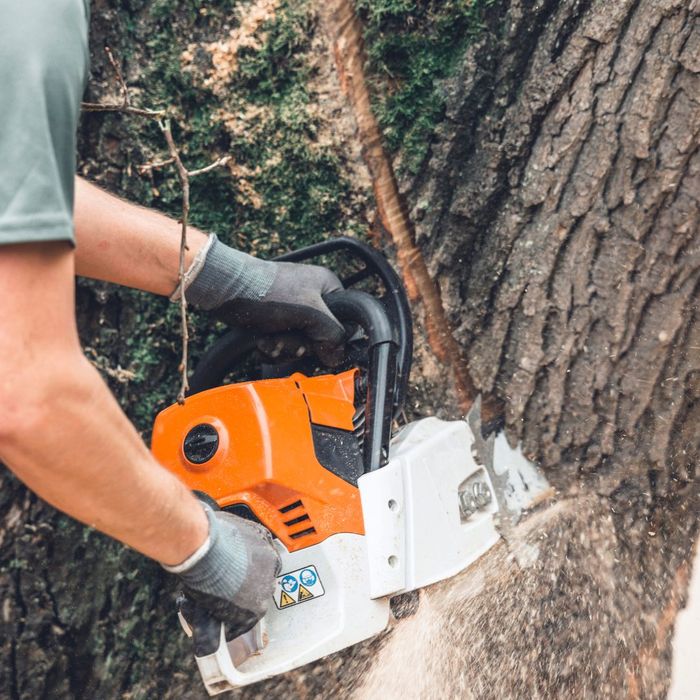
[165,508,281,636]
[182,236,346,365]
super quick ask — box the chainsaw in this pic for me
[151,237,550,695]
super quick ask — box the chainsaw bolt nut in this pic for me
[388,555,398,567]
[388,499,399,512]
[472,481,492,508]
[459,480,492,519]
[459,492,476,519]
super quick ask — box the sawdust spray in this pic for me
[350,544,510,700]
[349,499,630,700]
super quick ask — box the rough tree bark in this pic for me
[393,1,700,696]
[0,1,697,699]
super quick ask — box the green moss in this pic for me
[78,0,369,433]
[122,0,365,249]
[236,2,313,98]
[357,0,495,173]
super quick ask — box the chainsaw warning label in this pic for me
[279,590,295,608]
[274,565,324,609]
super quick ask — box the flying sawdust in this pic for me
[349,498,649,700]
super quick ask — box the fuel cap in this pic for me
[183,424,219,464]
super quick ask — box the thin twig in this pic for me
[105,46,128,105]
[160,120,192,404]
[81,102,166,118]
[81,47,165,118]
[157,131,232,404]
[188,155,232,177]
[83,46,230,404]
[137,157,176,175]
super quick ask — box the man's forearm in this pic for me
[74,177,209,295]
[0,242,208,566]
[0,355,208,565]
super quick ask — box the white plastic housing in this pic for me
[195,533,390,695]
[359,417,500,598]
[194,417,510,694]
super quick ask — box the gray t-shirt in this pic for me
[0,0,89,246]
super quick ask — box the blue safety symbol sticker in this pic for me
[281,575,298,594]
[273,564,325,609]
[299,568,317,587]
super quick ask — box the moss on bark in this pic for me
[356,0,496,173]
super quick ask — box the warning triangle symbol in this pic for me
[298,584,314,602]
[280,590,295,608]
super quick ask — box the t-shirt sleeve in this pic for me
[0,0,89,246]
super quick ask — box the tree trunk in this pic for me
[378,1,700,696]
[1,1,697,698]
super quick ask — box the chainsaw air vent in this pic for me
[279,500,303,514]
[352,371,367,454]
[278,501,317,540]
[289,526,317,540]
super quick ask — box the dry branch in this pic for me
[81,103,165,118]
[188,156,232,177]
[81,47,165,118]
[80,47,229,403]
[160,121,192,403]
[157,125,231,403]
[136,157,175,175]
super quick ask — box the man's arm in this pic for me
[73,176,347,363]
[0,242,208,566]
[74,177,209,296]
[1,6,280,632]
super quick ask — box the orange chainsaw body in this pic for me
[151,370,364,552]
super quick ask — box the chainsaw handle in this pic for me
[189,237,412,414]
[323,289,394,347]
[188,332,259,393]
[187,289,394,389]
[277,236,412,419]
[324,290,397,471]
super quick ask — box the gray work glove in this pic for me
[164,507,281,636]
[180,235,346,366]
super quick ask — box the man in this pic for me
[0,1,345,637]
